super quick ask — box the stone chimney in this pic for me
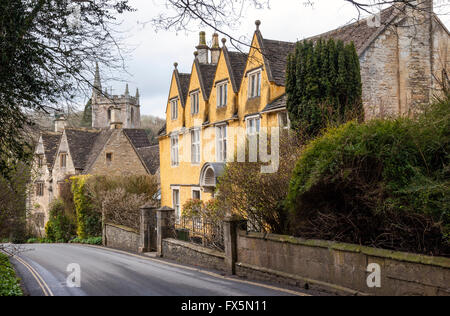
[54,115,66,133]
[110,107,123,129]
[196,31,209,64]
[210,33,220,64]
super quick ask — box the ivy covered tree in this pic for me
[286,38,363,138]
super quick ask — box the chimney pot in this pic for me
[196,31,209,64]
[210,33,221,64]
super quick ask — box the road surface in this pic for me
[7,244,311,296]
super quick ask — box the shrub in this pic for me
[0,252,23,296]
[69,236,102,245]
[84,175,159,232]
[71,175,100,239]
[216,134,303,233]
[286,98,450,256]
[45,199,76,242]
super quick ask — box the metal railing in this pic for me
[176,216,224,251]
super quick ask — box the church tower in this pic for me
[91,63,141,129]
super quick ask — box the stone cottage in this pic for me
[28,72,160,235]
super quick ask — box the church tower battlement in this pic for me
[91,63,141,129]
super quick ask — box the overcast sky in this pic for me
[92,0,449,119]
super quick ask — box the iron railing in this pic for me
[176,216,224,251]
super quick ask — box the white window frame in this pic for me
[217,82,228,108]
[246,115,261,136]
[216,124,227,163]
[248,70,261,99]
[172,187,181,222]
[191,92,199,115]
[278,111,291,130]
[191,129,201,165]
[170,99,178,120]
[171,134,179,167]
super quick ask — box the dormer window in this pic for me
[60,153,67,168]
[171,99,178,120]
[217,82,228,108]
[191,92,199,115]
[248,70,261,98]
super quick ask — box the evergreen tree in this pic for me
[286,38,363,138]
[81,99,93,128]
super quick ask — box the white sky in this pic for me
[92,0,450,119]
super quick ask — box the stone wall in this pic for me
[162,238,226,272]
[104,223,140,253]
[235,231,450,296]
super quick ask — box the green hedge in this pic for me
[0,252,23,296]
[71,176,101,239]
[287,98,449,256]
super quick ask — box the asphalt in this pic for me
[6,243,312,296]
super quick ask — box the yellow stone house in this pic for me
[158,22,292,219]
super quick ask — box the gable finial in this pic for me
[221,38,227,47]
[194,51,199,58]
[255,20,261,31]
[174,62,178,69]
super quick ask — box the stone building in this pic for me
[28,74,159,235]
[158,1,449,218]
[91,63,141,129]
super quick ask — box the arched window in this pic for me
[131,107,134,125]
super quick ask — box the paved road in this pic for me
[7,244,309,296]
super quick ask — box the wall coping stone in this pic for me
[235,262,370,296]
[240,231,450,269]
[105,222,139,234]
[164,238,225,259]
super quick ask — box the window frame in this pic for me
[191,129,201,165]
[216,124,227,163]
[248,70,261,99]
[172,187,181,222]
[37,155,44,168]
[191,91,199,115]
[170,98,178,121]
[278,111,291,130]
[216,82,228,108]
[171,134,179,167]
[246,115,261,136]
[36,182,44,197]
[60,153,67,168]
[192,187,201,200]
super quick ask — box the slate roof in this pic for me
[260,38,295,86]
[65,128,102,170]
[41,132,62,170]
[197,62,217,100]
[123,129,152,149]
[177,72,191,107]
[262,94,287,113]
[136,145,160,175]
[306,5,398,55]
[226,50,248,92]
[257,5,399,87]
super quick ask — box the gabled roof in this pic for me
[64,128,101,170]
[174,70,191,107]
[41,132,62,170]
[223,47,248,92]
[83,129,115,173]
[136,145,160,175]
[306,5,399,56]
[195,59,217,100]
[123,129,152,149]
